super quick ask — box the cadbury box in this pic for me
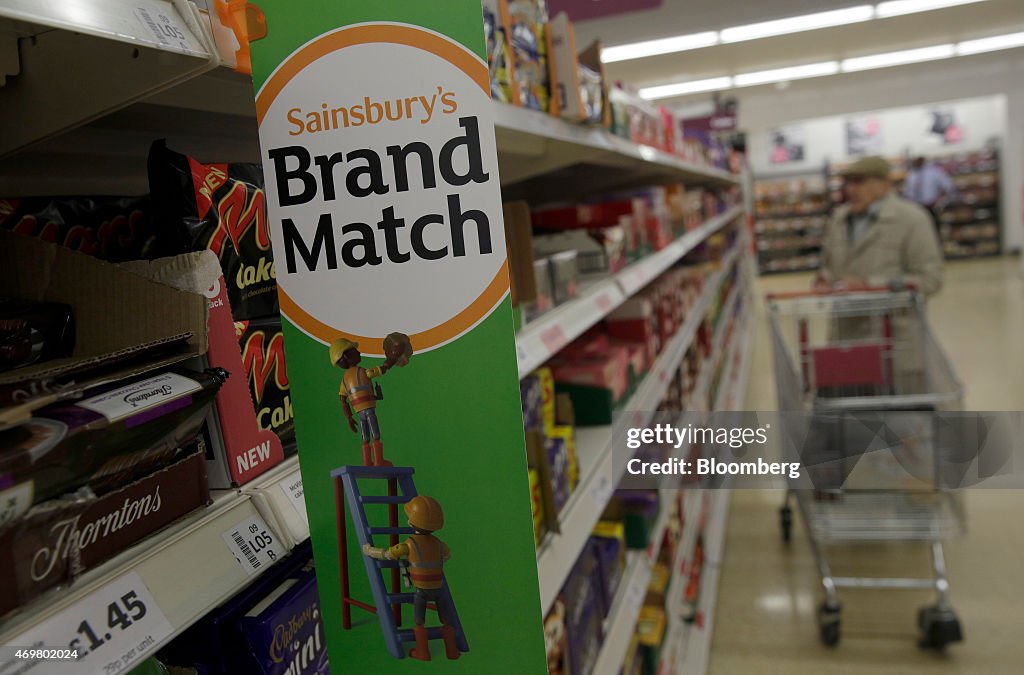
[239,562,328,675]
[0,447,210,617]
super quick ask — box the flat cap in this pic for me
[841,156,890,179]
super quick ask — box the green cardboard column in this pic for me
[247,1,547,671]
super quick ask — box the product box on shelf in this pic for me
[159,542,315,674]
[0,195,155,263]
[636,604,667,674]
[482,0,520,104]
[240,562,329,675]
[508,0,555,113]
[577,40,609,126]
[562,541,605,675]
[591,520,626,617]
[551,345,631,426]
[121,252,288,488]
[504,201,539,316]
[548,250,579,305]
[0,445,210,617]
[0,230,208,406]
[544,597,570,675]
[604,491,660,549]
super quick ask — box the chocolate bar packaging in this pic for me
[0,195,154,263]
[240,562,329,675]
[0,367,225,517]
[235,317,295,448]
[0,299,75,373]
[148,141,277,321]
[0,445,210,616]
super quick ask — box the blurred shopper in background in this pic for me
[815,156,943,296]
[903,155,957,226]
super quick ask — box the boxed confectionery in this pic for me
[159,543,320,674]
[482,0,520,104]
[591,520,626,617]
[604,491,661,549]
[239,562,329,675]
[508,0,555,113]
[547,12,608,125]
[0,230,208,406]
[0,195,155,263]
[545,597,570,675]
[562,541,605,675]
[0,441,211,617]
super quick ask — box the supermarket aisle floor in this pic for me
[708,257,1024,674]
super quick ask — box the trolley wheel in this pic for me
[817,601,841,647]
[917,605,963,651]
[779,505,793,543]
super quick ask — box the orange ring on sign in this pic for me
[258,23,505,353]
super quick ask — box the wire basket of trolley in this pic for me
[767,285,965,650]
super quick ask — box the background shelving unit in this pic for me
[0,3,753,674]
[752,166,830,275]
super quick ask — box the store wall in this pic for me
[745,96,1005,175]
[716,52,1024,252]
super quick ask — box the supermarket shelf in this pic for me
[493,103,739,188]
[244,456,310,550]
[0,456,303,669]
[591,500,674,675]
[0,0,220,158]
[534,240,744,614]
[516,206,743,378]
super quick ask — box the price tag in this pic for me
[625,574,646,617]
[539,325,567,354]
[2,572,172,674]
[590,473,613,508]
[133,7,204,55]
[278,470,308,527]
[595,292,613,312]
[222,513,286,576]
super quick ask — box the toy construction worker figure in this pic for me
[362,496,460,661]
[330,333,412,466]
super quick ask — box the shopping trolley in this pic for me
[767,287,965,650]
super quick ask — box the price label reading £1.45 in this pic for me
[2,572,172,675]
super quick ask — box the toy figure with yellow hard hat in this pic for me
[329,332,413,466]
[362,495,460,661]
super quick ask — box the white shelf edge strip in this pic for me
[517,206,744,378]
[535,239,745,614]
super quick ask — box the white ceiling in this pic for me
[569,0,1024,102]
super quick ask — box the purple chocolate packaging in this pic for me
[544,436,570,512]
[590,534,624,616]
[520,374,543,433]
[567,588,603,675]
[159,543,313,675]
[240,562,329,675]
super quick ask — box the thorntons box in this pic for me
[0,448,210,616]
[240,563,328,675]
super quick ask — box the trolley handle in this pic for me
[767,282,917,301]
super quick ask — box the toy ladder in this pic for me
[332,465,469,660]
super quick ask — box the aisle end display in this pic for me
[247,1,547,670]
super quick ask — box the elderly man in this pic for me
[815,156,943,296]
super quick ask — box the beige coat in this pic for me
[820,192,943,296]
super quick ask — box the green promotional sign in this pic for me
[248,1,547,671]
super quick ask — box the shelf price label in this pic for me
[2,572,172,675]
[132,7,205,56]
[279,470,309,527]
[222,514,287,576]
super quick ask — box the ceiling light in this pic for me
[639,77,733,100]
[720,5,874,43]
[957,31,1024,55]
[733,61,840,87]
[841,44,955,71]
[875,0,988,18]
[601,32,719,63]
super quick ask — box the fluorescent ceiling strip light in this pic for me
[639,76,733,100]
[601,31,719,63]
[957,31,1024,55]
[875,0,989,18]
[733,61,840,87]
[720,5,874,43]
[841,43,955,71]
